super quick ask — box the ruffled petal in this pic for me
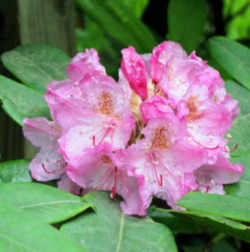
[121,46,148,100]
[195,153,243,186]
[57,174,82,194]
[67,143,148,216]
[30,142,65,181]
[140,95,174,123]
[67,49,106,81]
[150,41,186,83]
[23,117,60,147]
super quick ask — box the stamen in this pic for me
[111,167,118,199]
[92,136,96,147]
[98,127,112,145]
[151,161,163,187]
[229,144,238,153]
[159,175,163,187]
[41,163,61,174]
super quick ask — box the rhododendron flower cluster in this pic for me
[23,41,243,216]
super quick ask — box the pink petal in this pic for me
[57,174,82,195]
[23,117,60,147]
[121,46,148,100]
[67,49,106,81]
[140,95,174,123]
[67,143,148,216]
[150,41,186,83]
[195,153,243,186]
[30,142,65,181]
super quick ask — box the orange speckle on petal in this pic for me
[98,91,114,115]
[186,96,203,121]
[100,155,112,164]
[151,127,169,149]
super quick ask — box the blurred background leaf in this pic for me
[167,0,209,53]
[223,0,250,41]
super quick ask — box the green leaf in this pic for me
[226,80,250,157]
[0,75,50,125]
[208,37,250,89]
[61,191,177,252]
[177,192,250,222]
[0,160,31,183]
[1,44,70,92]
[226,153,250,199]
[0,203,86,252]
[149,207,250,242]
[228,113,250,157]
[167,0,208,53]
[148,206,202,234]
[0,182,92,224]
[122,0,149,18]
[76,0,157,53]
[225,80,250,116]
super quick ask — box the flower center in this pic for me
[186,96,203,121]
[98,91,114,115]
[100,155,112,164]
[151,127,169,149]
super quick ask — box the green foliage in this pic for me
[167,0,208,53]
[0,75,50,125]
[225,80,250,116]
[228,113,250,157]
[1,44,70,93]
[177,192,250,222]
[76,0,157,54]
[0,182,92,224]
[122,0,149,18]
[208,37,250,90]
[0,203,86,252]
[0,160,32,183]
[223,0,250,40]
[150,207,250,243]
[61,191,178,252]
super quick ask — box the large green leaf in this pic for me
[208,37,250,89]
[0,182,92,224]
[149,207,250,243]
[228,113,250,157]
[226,80,250,116]
[0,203,86,252]
[148,206,203,234]
[226,153,250,199]
[76,0,157,53]
[0,160,31,183]
[1,44,70,92]
[226,80,250,157]
[177,192,250,222]
[61,191,177,252]
[167,0,208,53]
[0,75,50,125]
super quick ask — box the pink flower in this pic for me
[123,116,206,208]
[23,117,81,193]
[67,143,147,216]
[194,153,243,194]
[57,75,135,168]
[23,42,243,215]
